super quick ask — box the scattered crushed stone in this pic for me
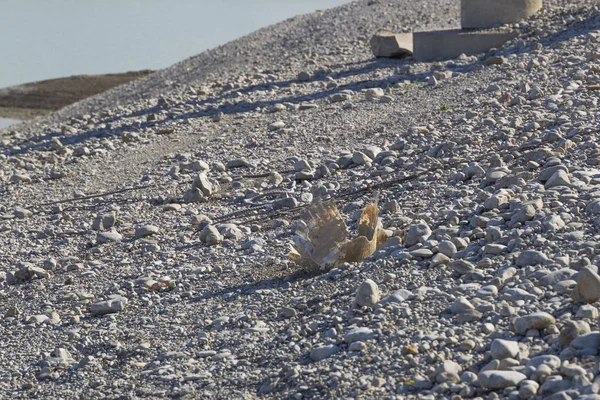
[1,0,600,398]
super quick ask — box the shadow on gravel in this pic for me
[537,7,600,46]
[189,268,319,303]
[4,58,414,156]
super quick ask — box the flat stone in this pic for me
[516,250,548,267]
[310,344,338,362]
[344,327,377,343]
[364,88,385,101]
[513,312,555,335]
[89,299,126,315]
[478,370,527,389]
[97,231,122,244]
[378,289,413,306]
[539,268,577,287]
[448,259,476,275]
[413,29,518,62]
[542,215,565,231]
[410,248,434,258]
[268,121,285,131]
[14,207,32,218]
[135,224,160,238]
[526,355,561,370]
[570,332,600,350]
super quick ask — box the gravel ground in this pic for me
[2,0,600,399]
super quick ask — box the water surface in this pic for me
[0,118,21,129]
[1,0,350,88]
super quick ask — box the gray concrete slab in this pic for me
[413,29,518,62]
[461,0,542,29]
[370,32,413,58]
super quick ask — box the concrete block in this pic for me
[461,0,543,29]
[370,32,413,58]
[413,29,518,62]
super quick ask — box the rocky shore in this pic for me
[0,70,153,120]
[1,0,600,399]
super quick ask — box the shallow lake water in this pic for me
[1,0,351,88]
[0,118,21,129]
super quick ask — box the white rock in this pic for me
[448,259,475,275]
[310,344,338,362]
[438,240,457,257]
[404,222,431,247]
[135,224,160,238]
[513,312,555,335]
[268,121,285,131]
[450,297,474,314]
[364,88,384,101]
[97,231,122,244]
[89,299,125,315]
[352,151,372,165]
[576,304,599,319]
[570,332,600,350]
[545,169,571,189]
[344,327,377,343]
[516,250,548,267]
[199,224,222,244]
[559,320,591,346]
[542,215,565,231]
[435,360,461,378]
[572,266,600,303]
[193,173,214,196]
[526,355,560,370]
[378,289,412,306]
[490,339,520,360]
[518,380,539,399]
[46,348,75,368]
[355,279,380,307]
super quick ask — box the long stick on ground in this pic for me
[32,184,155,207]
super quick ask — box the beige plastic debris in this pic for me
[289,196,387,270]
